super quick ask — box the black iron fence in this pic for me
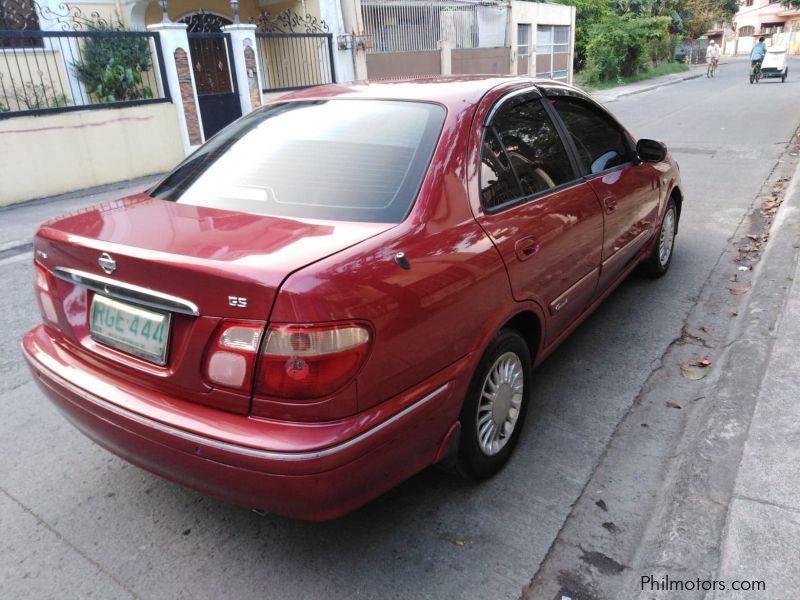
[674,38,709,65]
[0,29,170,118]
[255,32,336,93]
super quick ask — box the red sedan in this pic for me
[23,77,682,520]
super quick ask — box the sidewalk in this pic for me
[590,68,704,103]
[0,175,159,254]
[629,141,800,598]
[712,171,800,597]
[591,57,747,103]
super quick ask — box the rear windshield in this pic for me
[151,99,445,223]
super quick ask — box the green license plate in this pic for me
[89,294,171,365]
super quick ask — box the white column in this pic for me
[147,22,204,155]
[340,0,368,80]
[222,24,262,115]
[568,5,576,84]
[438,39,453,76]
[319,0,355,82]
[438,11,455,76]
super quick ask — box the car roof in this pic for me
[274,76,581,116]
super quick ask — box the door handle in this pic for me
[514,236,540,261]
[604,196,617,212]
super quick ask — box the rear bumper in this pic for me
[22,324,470,520]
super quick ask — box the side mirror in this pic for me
[636,138,667,163]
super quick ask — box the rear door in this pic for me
[544,89,661,291]
[474,90,604,344]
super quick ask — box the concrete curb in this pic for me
[598,73,705,102]
[524,122,800,599]
[590,58,750,102]
[710,151,800,598]
[624,130,800,598]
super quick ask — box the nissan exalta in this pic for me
[23,77,682,520]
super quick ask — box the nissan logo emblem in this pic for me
[98,252,116,274]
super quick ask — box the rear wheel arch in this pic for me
[501,310,542,365]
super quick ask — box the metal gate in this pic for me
[255,32,336,92]
[187,31,241,139]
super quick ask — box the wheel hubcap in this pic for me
[477,352,524,456]
[658,207,676,267]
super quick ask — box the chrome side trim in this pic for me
[549,267,599,315]
[25,345,450,462]
[52,267,200,316]
[601,229,652,273]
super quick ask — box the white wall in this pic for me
[509,1,575,83]
[0,103,184,206]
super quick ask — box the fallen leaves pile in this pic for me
[728,176,791,304]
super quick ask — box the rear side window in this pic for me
[550,98,632,175]
[151,100,445,223]
[480,130,521,209]
[480,97,575,210]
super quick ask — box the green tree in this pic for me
[584,13,671,83]
[551,0,741,80]
[550,0,612,71]
[73,22,153,103]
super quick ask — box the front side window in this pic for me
[480,96,575,209]
[551,98,631,175]
[151,100,445,223]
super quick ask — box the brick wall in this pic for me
[244,46,261,109]
[174,48,202,145]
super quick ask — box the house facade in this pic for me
[726,0,800,55]
[1,0,574,205]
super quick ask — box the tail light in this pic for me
[255,322,371,400]
[204,322,263,391]
[34,263,58,323]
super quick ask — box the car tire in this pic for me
[456,329,532,480]
[640,197,677,278]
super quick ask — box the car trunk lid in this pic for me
[33,194,392,414]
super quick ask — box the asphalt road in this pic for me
[2,58,799,600]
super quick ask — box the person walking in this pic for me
[706,40,721,77]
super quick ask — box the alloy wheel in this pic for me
[659,206,676,267]
[476,352,524,456]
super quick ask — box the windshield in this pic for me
[151,100,446,223]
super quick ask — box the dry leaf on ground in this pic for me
[681,366,707,381]
[729,284,751,295]
[688,358,712,367]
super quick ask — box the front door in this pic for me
[547,94,661,290]
[183,13,242,140]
